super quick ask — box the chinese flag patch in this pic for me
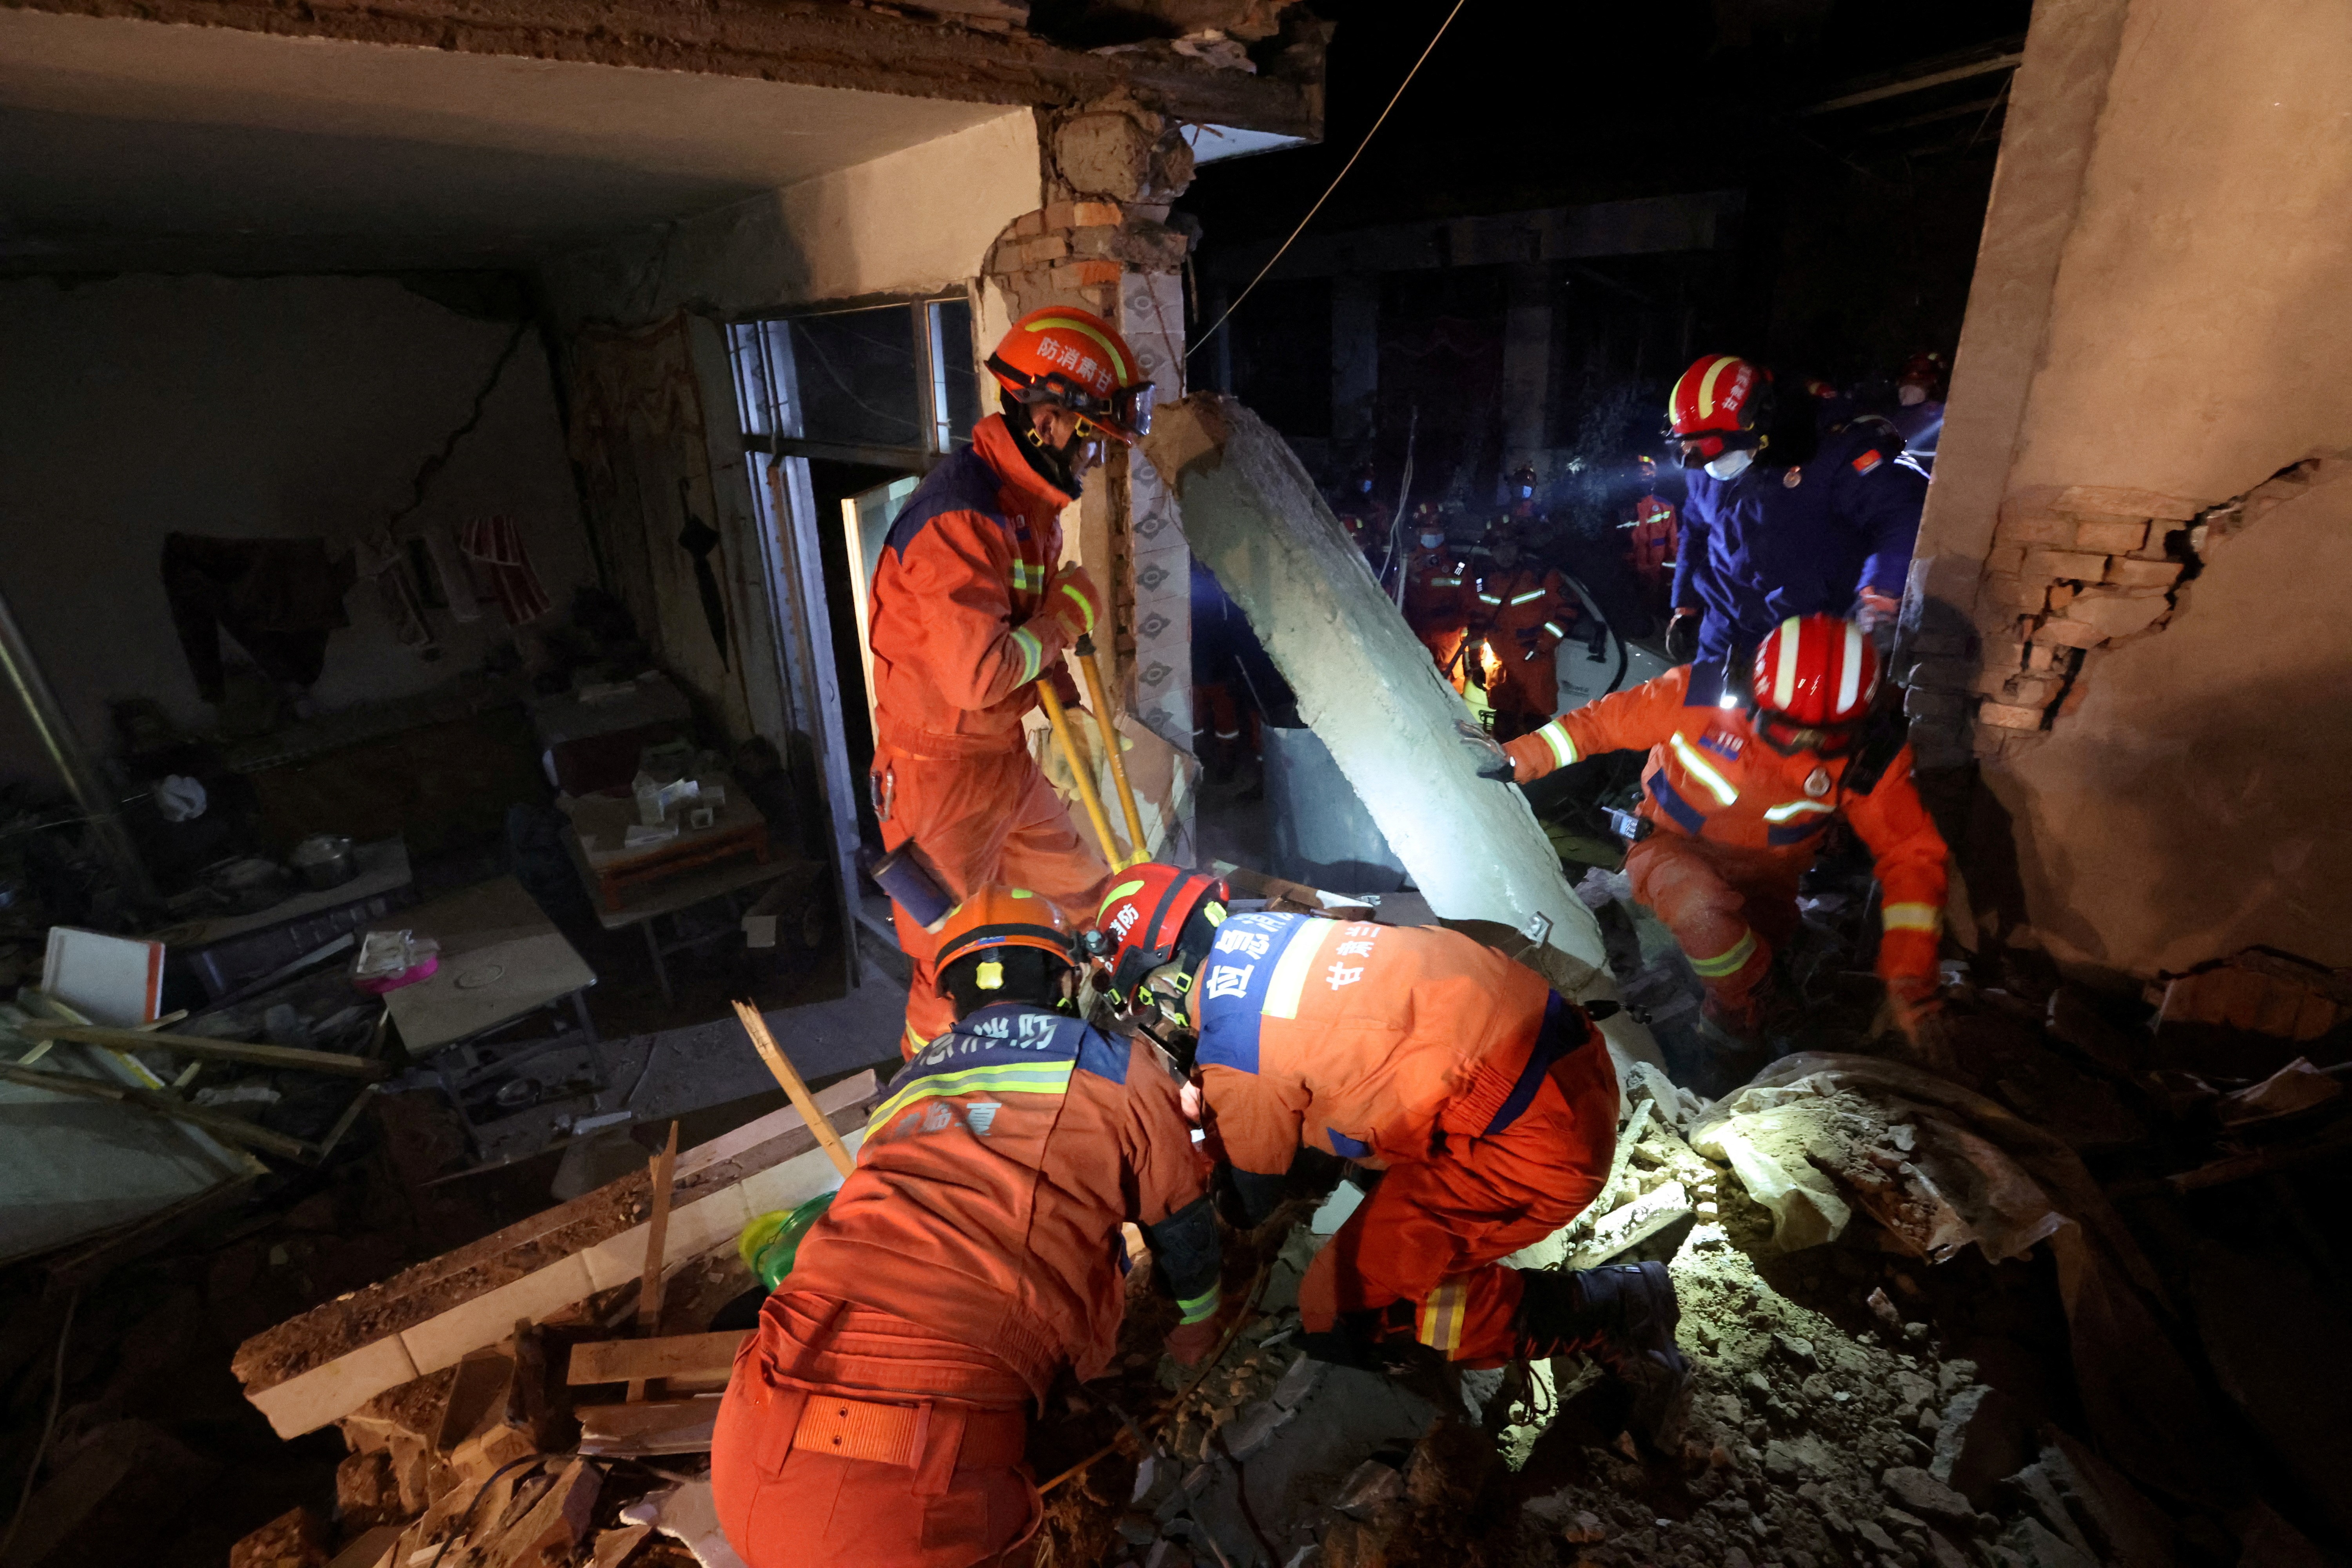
[1851,450,1884,475]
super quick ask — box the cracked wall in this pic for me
[1898,0,2352,977]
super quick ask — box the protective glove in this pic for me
[1665,608,1702,665]
[1454,719,1515,782]
[1854,588,1902,635]
[1042,562,1103,647]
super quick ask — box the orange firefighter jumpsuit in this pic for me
[1401,543,1471,692]
[1185,914,1617,1367]
[1626,494,1680,602]
[1503,663,1948,1028]
[714,1004,1218,1568]
[867,414,1110,1054]
[1470,565,1575,739]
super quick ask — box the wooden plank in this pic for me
[734,1001,856,1178]
[576,1395,722,1457]
[567,1330,750,1388]
[16,1021,387,1078]
[627,1122,681,1401]
[0,1060,314,1160]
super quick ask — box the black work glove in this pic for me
[1664,609,1702,665]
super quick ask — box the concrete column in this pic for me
[1330,273,1380,456]
[1499,261,1553,479]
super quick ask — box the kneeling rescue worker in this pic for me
[1093,867,1690,1434]
[713,887,1222,1568]
[1503,613,1949,1044]
[866,305,1159,1058]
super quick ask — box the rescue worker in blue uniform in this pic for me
[1662,355,1927,667]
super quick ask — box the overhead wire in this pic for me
[1186,0,1474,359]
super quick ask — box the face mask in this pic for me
[1704,449,1754,482]
[1419,532,1445,549]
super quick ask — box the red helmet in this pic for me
[986,306,1155,443]
[1089,864,1229,994]
[1750,615,1881,751]
[1667,354,1770,466]
[931,886,1076,997]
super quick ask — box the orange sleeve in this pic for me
[1842,744,1951,986]
[890,511,1073,711]
[1503,665,1694,783]
[1118,1040,1212,1228]
[1198,1062,1307,1179]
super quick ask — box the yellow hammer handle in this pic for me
[1075,648,1149,865]
[1035,679,1126,869]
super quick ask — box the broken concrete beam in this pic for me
[235,1071,878,1439]
[1141,395,1659,1069]
[230,1506,330,1568]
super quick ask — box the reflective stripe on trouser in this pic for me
[1298,1040,1619,1368]
[876,742,1110,1055]
[1624,832,1806,1014]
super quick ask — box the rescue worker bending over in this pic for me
[1469,524,1577,741]
[1092,867,1689,1434]
[1504,614,1948,1045]
[1664,354,1925,665]
[867,306,1156,1057]
[714,888,1221,1568]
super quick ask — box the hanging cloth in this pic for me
[458,515,553,626]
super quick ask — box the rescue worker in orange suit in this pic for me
[713,889,1222,1568]
[1502,614,1948,1045]
[1400,511,1471,693]
[1621,454,1681,606]
[867,305,1158,1056]
[1468,525,1577,740]
[1090,867,1690,1436]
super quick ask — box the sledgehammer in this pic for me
[1073,635,1150,862]
[1035,674,1128,870]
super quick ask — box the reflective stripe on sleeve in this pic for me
[1668,731,1740,806]
[1011,627,1043,684]
[1510,589,1546,605]
[1058,582,1096,633]
[1762,800,1837,823]
[1177,1284,1223,1325]
[1883,902,1942,934]
[1008,561,1045,591]
[1689,927,1759,979]
[1542,621,1567,638]
[1477,593,1503,605]
[1540,721,1579,769]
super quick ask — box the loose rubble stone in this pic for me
[1332,1460,1403,1520]
[1881,1466,1977,1527]
[1931,1385,2036,1508]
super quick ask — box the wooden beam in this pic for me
[1800,52,2024,116]
[735,1002,857,1178]
[567,1330,751,1387]
[16,1022,388,1078]
[1,0,1323,138]
[0,1060,314,1160]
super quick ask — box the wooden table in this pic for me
[368,877,603,1145]
[561,832,800,1005]
[559,771,769,913]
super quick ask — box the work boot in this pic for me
[1514,1263,1693,1450]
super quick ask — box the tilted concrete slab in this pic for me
[1142,395,1661,1069]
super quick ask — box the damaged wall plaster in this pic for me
[0,274,590,785]
[1143,395,1662,1069]
[1978,464,2352,976]
[1898,0,2352,977]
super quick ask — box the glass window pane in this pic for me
[933,298,979,447]
[791,309,924,448]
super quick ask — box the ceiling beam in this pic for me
[0,0,1325,138]
[1800,51,2024,118]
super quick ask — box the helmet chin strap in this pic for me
[1004,394,1084,500]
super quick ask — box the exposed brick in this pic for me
[1060,260,1123,286]
[1041,201,1076,230]
[1993,512,2075,546]
[2064,586,2169,639]
[1071,200,1125,228]
[2050,484,2204,521]
[1904,688,1967,722]
[2006,674,2064,708]
[2105,557,2183,589]
[1908,658,1978,692]
[2031,617,2107,650]
[2047,582,2076,611]
[1026,234,1069,262]
[1980,573,2046,612]
[1983,543,2027,576]
[1970,667,2014,697]
[1977,700,2047,731]
[2025,642,2068,673]
[2071,519,2149,553]
[1012,209,1044,238]
[2020,547,2110,582]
